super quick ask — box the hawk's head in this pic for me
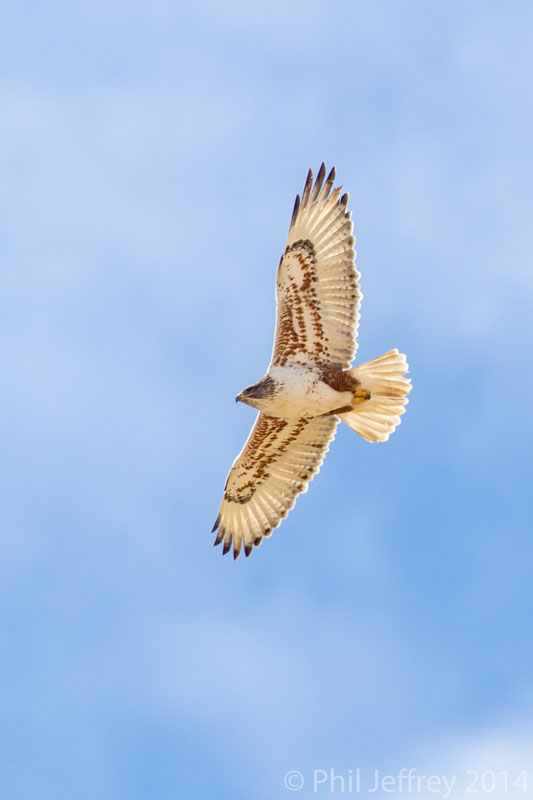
[236,376,277,408]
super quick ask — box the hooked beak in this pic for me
[235,393,244,403]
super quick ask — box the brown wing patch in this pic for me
[212,413,338,558]
[320,366,360,393]
[224,414,294,503]
[274,239,331,366]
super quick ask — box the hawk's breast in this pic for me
[260,365,353,419]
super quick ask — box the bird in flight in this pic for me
[212,164,411,559]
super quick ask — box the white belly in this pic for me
[261,365,352,419]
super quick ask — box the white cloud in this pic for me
[399,710,533,800]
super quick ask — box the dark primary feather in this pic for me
[290,194,300,228]
[301,168,313,206]
[310,161,326,203]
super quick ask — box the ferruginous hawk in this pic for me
[212,164,411,559]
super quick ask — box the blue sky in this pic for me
[2,1,533,798]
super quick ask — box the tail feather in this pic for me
[340,349,411,442]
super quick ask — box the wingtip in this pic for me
[317,164,336,202]
[211,513,221,533]
[301,168,313,206]
[222,538,231,556]
[299,163,339,210]
[310,162,326,203]
[290,193,301,228]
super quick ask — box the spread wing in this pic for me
[212,413,338,559]
[271,163,361,370]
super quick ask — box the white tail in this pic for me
[339,349,412,442]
